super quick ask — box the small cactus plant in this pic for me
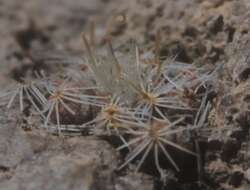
[0,33,218,181]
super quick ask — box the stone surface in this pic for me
[0,135,118,190]
[0,123,33,169]
[115,172,154,190]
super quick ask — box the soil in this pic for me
[0,0,250,189]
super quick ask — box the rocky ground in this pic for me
[0,0,250,189]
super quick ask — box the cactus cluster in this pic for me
[0,34,219,180]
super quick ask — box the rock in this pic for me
[221,138,241,162]
[0,123,33,168]
[207,159,229,175]
[0,136,118,190]
[229,170,244,187]
[245,169,250,182]
[115,172,153,190]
